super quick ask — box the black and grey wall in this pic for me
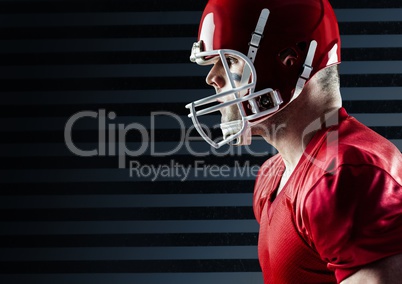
[0,1,401,283]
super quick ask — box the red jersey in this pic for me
[253,108,402,283]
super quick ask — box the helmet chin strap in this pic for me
[248,9,270,62]
[292,40,317,101]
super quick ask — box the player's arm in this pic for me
[340,253,402,284]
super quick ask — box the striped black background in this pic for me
[0,1,401,283]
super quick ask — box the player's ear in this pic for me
[279,48,298,67]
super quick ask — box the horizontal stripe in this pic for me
[351,113,402,126]
[0,12,204,27]
[0,259,261,273]
[0,168,253,182]
[1,10,401,28]
[1,129,401,167]
[0,220,260,234]
[341,35,402,48]
[341,87,402,101]
[4,135,401,182]
[0,74,401,92]
[0,141,276,157]
[0,90,210,104]
[1,61,402,79]
[335,9,402,22]
[0,207,255,221]
[0,194,254,209]
[0,233,258,247]
[1,36,402,54]
[0,246,259,261]
[344,100,402,114]
[0,0,207,13]
[0,155,267,170]
[0,76,205,91]
[0,115,201,130]
[341,74,402,87]
[0,101,401,119]
[0,127,400,143]
[0,139,401,159]
[0,50,192,65]
[0,272,264,284]
[0,0,400,13]
[0,180,256,195]
[0,25,198,40]
[341,48,402,61]
[0,64,207,78]
[0,142,399,162]
[0,22,401,40]
[1,48,402,67]
[0,140,401,167]
[0,38,195,53]
[2,113,402,133]
[339,22,402,35]
[340,61,402,74]
[1,142,401,169]
[1,87,401,105]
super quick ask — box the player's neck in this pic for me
[256,85,342,174]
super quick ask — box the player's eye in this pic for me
[226,56,238,68]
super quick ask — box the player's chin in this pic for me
[220,108,241,123]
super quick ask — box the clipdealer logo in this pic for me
[64,109,339,181]
[64,108,340,180]
[64,109,271,180]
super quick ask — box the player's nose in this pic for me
[206,60,226,91]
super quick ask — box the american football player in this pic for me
[185,0,402,283]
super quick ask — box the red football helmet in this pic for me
[185,0,341,148]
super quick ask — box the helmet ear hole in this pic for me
[279,48,298,67]
[296,41,307,51]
